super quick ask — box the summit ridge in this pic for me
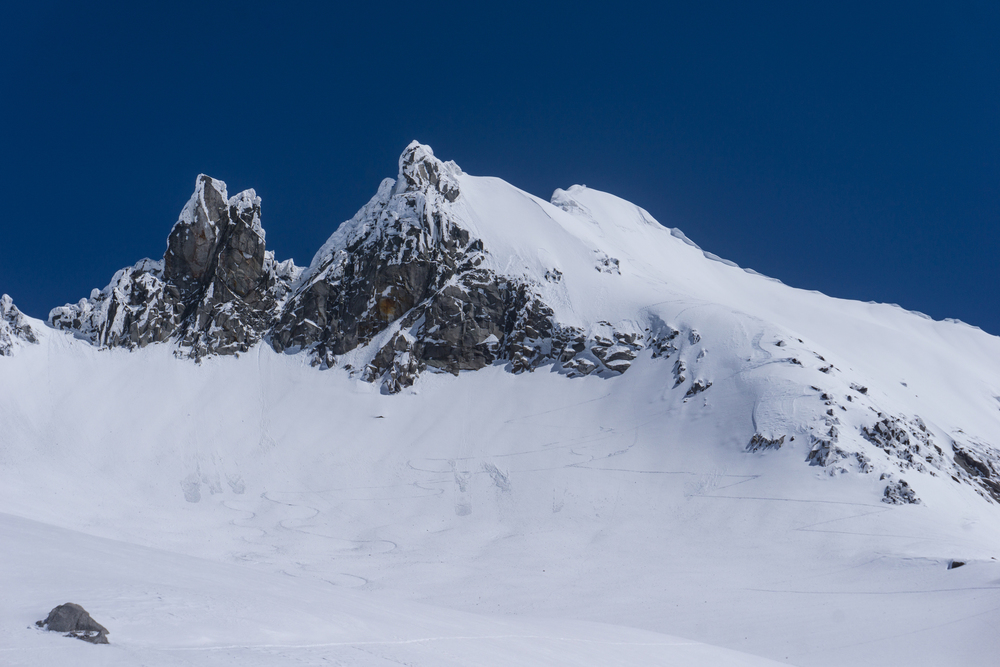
[18,141,1000,508]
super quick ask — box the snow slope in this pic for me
[2,513,790,667]
[3,143,1000,665]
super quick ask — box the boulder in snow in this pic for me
[36,602,109,644]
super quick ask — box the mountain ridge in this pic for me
[4,142,1000,666]
[4,141,1000,510]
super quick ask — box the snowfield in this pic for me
[3,144,1000,665]
[1,513,794,667]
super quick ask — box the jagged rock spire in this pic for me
[164,174,230,299]
[50,175,298,357]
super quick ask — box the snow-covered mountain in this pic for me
[3,142,1000,666]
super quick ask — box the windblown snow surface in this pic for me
[3,159,1000,666]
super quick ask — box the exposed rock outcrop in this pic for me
[0,294,38,356]
[37,603,109,644]
[173,184,299,359]
[48,258,181,348]
[271,144,493,372]
[271,143,654,392]
[45,144,684,391]
[797,392,1000,504]
[951,441,1000,503]
[881,476,920,505]
[49,175,298,358]
[747,433,785,453]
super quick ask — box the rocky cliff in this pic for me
[0,294,37,356]
[48,143,645,390]
[49,175,299,358]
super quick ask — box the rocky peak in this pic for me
[45,144,660,389]
[164,174,230,299]
[50,176,297,357]
[0,294,38,356]
[394,141,461,202]
[271,144,476,369]
[270,143,648,392]
[178,184,293,359]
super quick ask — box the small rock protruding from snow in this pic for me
[747,433,786,453]
[649,326,680,359]
[881,475,921,505]
[684,379,712,399]
[36,603,109,644]
[673,359,687,387]
[594,252,620,274]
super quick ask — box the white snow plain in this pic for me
[3,157,1000,665]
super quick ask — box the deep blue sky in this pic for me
[2,2,998,333]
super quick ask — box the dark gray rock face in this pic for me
[271,145,487,371]
[272,143,565,391]
[176,187,298,359]
[952,443,1000,503]
[164,174,229,300]
[48,258,183,348]
[49,175,298,358]
[37,603,109,644]
[0,294,38,356]
[747,433,785,453]
[270,143,686,392]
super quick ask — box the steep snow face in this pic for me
[535,183,1000,505]
[0,294,38,356]
[2,340,1000,667]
